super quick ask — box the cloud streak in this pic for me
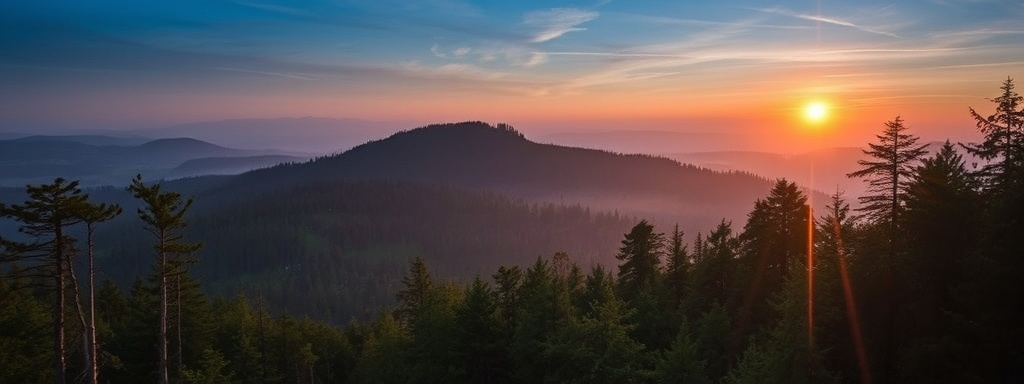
[752,7,899,38]
[524,8,599,43]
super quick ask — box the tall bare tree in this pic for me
[77,202,122,384]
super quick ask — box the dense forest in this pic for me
[2,78,1023,383]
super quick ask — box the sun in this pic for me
[803,101,829,124]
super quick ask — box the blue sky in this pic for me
[2,0,1022,150]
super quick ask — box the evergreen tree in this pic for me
[723,265,838,384]
[395,256,432,329]
[665,224,690,307]
[959,77,1024,381]
[966,77,1024,190]
[615,220,665,301]
[847,116,929,230]
[349,312,410,384]
[0,272,52,383]
[846,117,928,380]
[898,141,981,382]
[492,265,522,330]
[656,317,712,384]
[543,267,647,384]
[128,174,202,384]
[452,277,508,383]
[684,220,737,317]
[736,179,809,336]
[0,178,89,384]
[511,256,567,383]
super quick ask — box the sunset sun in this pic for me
[803,101,829,124]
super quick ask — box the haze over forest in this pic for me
[3,1,1024,384]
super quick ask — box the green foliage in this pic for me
[181,348,233,384]
[735,179,809,339]
[657,317,711,384]
[0,273,52,383]
[615,220,665,301]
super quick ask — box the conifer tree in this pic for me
[847,116,928,241]
[665,224,690,306]
[395,256,432,329]
[615,220,664,301]
[128,174,201,384]
[846,117,927,380]
[1,178,88,384]
[966,77,1024,190]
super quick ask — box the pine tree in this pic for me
[847,116,928,240]
[0,178,89,384]
[615,220,665,301]
[395,256,432,329]
[736,179,809,335]
[657,317,712,384]
[665,224,690,306]
[959,77,1024,381]
[966,77,1024,190]
[846,117,928,380]
[899,141,981,382]
[452,277,507,383]
[128,174,202,384]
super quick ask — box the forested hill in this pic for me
[89,122,808,322]
[99,181,635,322]
[228,121,802,231]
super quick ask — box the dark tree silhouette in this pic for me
[966,77,1024,190]
[615,220,664,301]
[847,116,928,382]
[128,174,201,384]
[0,178,88,384]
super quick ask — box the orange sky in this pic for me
[2,1,1021,153]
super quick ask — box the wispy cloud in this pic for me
[232,0,313,17]
[432,44,473,59]
[214,67,317,80]
[524,8,599,43]
[752,7,899,38]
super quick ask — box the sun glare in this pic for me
[803,101,829,124]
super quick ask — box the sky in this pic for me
[2,0,1023,152]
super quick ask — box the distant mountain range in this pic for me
[137,117,408,153]
[0,135,306,186]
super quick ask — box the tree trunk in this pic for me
[176,273,183,380]
[87,224,99,384]
[65,257,90,381]
[158,242,169,384]
[54,227,66,384]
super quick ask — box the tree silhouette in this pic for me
[1,178,88,384]
[847,116,928,381]
[966,77,1024,191]
[128,174,201,384]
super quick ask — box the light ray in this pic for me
[833,216,872,384]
